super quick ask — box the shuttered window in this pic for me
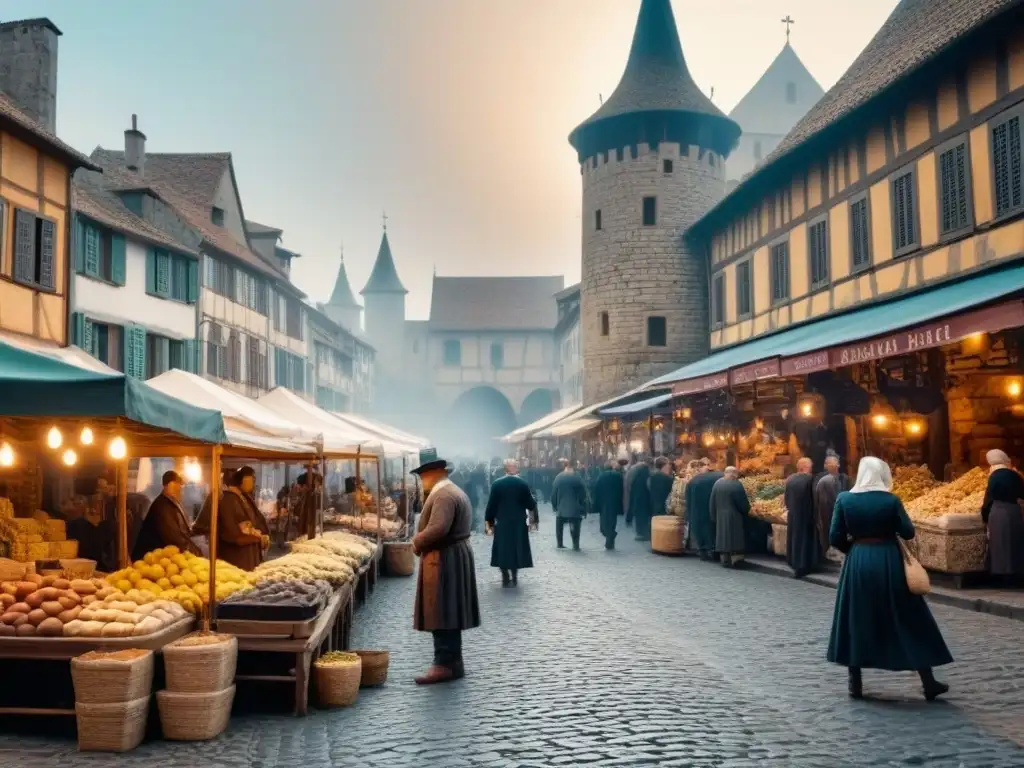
[770,240,789,303]
[736,261,752,318]
[13,209,56,290]
[712,273,725,326]
[992,107,1022,218]
[808,218,829,288]
[849,195,871,271]
[938,137,972,236]
[123,325,147,380]
[891,166,919,256]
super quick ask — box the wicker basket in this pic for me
[61,558,96,579]
[72,649,154,704]
[156,685,234,741]
[314,656,362,708]
[771,524,788,557]
[163,632,237,694]
[651,516,684,554]
[75,695,150,752]
[353,650,390,687]
[384,542,415,576]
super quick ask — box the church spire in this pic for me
[361,222,407,295]
[327,244,360,308]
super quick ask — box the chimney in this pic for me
[124,114,146,174]
[0,19,62,134]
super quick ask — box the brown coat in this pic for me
[205,488,268,571]
[131,494,200,561]
[413,481,480,632]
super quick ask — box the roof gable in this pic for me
[428,275,564,331]
[728,44,824,137]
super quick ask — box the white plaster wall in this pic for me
[213,169,248,246]
[72,238,196,339]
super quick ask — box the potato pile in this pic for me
[106,546,252,613]
[905,467,987,520]
[750,497,786,522]
[0,574,186,638]
[892,465,941,504]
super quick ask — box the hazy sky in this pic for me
[8,0,898,320]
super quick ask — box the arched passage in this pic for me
[447,386,518,457]
[519,388,558,428]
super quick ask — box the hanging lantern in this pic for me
[62,449,77,467]
[46,426,62,450]
[0,442,14,468]
[80,426,94,445]
[108,436,127,460]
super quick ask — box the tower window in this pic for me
[595,209,602,231]
[599,311,609,337]
[642,196,657,226]
[786,82,797,104]
[443,339,461,366]
[647,316,667,347]
[211,206,225,226]
[663,159,674,174]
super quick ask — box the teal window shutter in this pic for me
[158,337,170,376]
[74,218,85,274]
[71,312,83,346]
[155,252,171,297]
[110,234,126,285]
[145,248,156,296]
[124,324,147,380]
[84,225,100,277]
[187,259,199,304]
[83,320,94,356]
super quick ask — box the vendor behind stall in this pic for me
[132,471,201,559]
[216,466,271,570]
[67,492,117,573]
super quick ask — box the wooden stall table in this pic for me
[224,582,353,716]
[0,616,196,716]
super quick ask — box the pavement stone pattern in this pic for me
[0,506,1023,767]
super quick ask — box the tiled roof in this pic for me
[361,232,406,294]
[90,148,302,294]
[72,172,198,256]
[428,276,564,331]
[94,149,230,206]
[691,0,1021,235]
[245,220,281,236]
[569,0,738,149]
[0,91,97,170]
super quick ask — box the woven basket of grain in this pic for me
[163,632,237,693]
[314,652,362,708]
[75,695,150,752]
[72,649,154,704]
[383,541,415,576]
[60,558,96,579]
[157,685,234,741]
[352,650,390,687]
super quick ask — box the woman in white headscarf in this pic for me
[826,456,952,701]
[982,449,1024,581]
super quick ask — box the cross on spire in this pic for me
[781,15,795,43]
[382,210,388,232]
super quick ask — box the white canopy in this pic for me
[259,387,385,456]
[534,416,603,438]
[501,404,586,443]
[0,331,119,374]
[331,412,427,456]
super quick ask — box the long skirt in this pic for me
[490,521,534,570]
[988,500,1024,576]
[414,540,481,632]
[827,540,953,671]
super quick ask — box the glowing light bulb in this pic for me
[80,426,94,445]
[183,461,202,484]
[801,403,813,417]
[62,449,77,467]
[0,443,13,468]
[108,436,127,460]
[907,421,922,435]
[1008,381,1022,398]
[46,426,62,450]
[872,414,888,428]
[681,408,692,419]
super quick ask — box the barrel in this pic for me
[651,515,684,555]
[383,542,415,576]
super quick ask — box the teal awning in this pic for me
[0,341,227,444]
[600,393,673,415]
[647,264,1024,389]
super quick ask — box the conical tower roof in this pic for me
[361,230,407,295]
[327,248,361,308]
[569,0,739,160]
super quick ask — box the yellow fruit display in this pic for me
[106,546,252,613]
[904,466,987,521]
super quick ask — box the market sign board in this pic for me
[729,359,780,386]
[672,373,729,396]
[780,350,830,377]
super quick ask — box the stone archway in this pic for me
[519,388,558,428]
[447,386,518,457]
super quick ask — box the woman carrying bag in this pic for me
[826,456,952,701]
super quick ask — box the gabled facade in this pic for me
[691,0,1024,353]
[0,19,98,348]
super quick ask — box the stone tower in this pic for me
[360,225,407,382]
[569,0,740,403]
[0,19,61,133]
[324,247,363,333]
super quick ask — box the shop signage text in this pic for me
[780,350,830,376]
[672,373,729,396]
[729,359,781,386]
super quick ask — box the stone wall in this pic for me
[0,20,59,134]
[580,141,726,403]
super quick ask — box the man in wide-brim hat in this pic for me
[410,455,481,684]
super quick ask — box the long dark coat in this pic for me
[685,471,723,551]
[626,464,651,525]
[485,474,536,570]
[132,493,200,560]
[785,473,819,572]
[813,472,850,555]
[982,467,1024,575]
[649,472,674,517]
[551,471,588,519]
[213,488,268,571]
[413,482,481,632]
[593,468,624,540]
[827,490,953,670]
[710,477,750,554]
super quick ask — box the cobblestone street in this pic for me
[2,507,1024,767]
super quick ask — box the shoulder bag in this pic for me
[898,537,931,595]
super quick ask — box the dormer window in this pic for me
[211,206,225,226]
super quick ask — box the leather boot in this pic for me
[848,667,863,699]
[414,665,459,685]
[919,668,949,701]
[511,569,518,586]
[500,569,511,587]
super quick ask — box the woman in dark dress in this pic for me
[982,449,1024,583]
[827,457,952,701]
